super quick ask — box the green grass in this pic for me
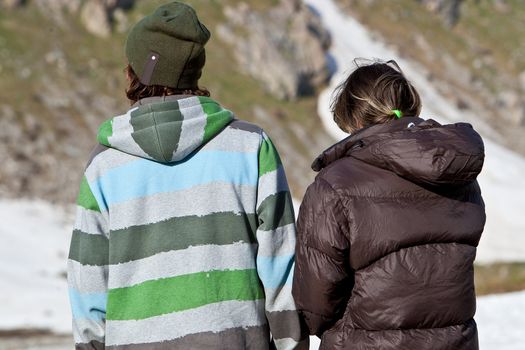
[338,0,525,93]
[0,1,324,200]
[460,0,525,73]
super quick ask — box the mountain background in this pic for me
[0,0,335,203]
[0,0,524,348]
[1,0,525,202]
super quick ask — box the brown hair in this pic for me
[125,64,210,104]
[331,59,421,133]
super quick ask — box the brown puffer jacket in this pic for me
[292,117,485,350]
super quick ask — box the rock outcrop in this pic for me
[218,0,331,100]
[0,0,329,203]
[0,0,25,9]
[80,0,112,38]
[417,0,465,27]
[1,0,135,37]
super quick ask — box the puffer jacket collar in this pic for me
[312,117,426,171]
[313,117,485,188]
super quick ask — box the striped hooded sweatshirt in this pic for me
[67,95,308,350]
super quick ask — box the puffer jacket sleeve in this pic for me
[292,177,352,337]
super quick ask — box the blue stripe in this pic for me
[256,255,295,289]
[89,150,258,208]
[69,288,107,321]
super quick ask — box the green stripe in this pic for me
[69,213,257,266]
[97,119,113,147]
[130,101,183,162]
[259,137,282,177]
[108,212,257,265]
[257,191,295,231]
[69,230,109,266]
[107,269,264,320]
[199,96,234,143]
[77,176,101,212]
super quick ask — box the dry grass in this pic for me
[0,0,328,200]
[337,0,525,93]
[475,262,525,296]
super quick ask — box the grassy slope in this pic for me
[0,0,329,201]
[338,0,525,92]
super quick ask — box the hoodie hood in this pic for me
[97,95,234,163]
[313,117,485,187]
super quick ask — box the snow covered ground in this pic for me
[0,199,524,349]
[476,291,525,350]
[0,200,72,334]
[303,0,525,264]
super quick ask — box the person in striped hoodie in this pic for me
[67,2,308,349]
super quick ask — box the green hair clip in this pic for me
[392,109,403,119]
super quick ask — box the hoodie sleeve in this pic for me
[292,177,352,337]
[67,172,109,350]
[256,132,309,350]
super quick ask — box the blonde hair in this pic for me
[331,59,422,133]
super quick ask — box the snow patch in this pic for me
[476,291,525,350]
[0,200,73,334]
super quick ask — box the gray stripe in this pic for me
[108,109,150,159]
[201,126,261,154]
[68,259,107,293]
[109,183,257,231]
[257,165,289,208]
[108,243,257,289]
[267,310,304,342]
[257,223,296,257]
[85,144,109,169]
[264,285,298,313]
[72,319,105,345]
[106,325,270,350]
[105,299,267,346]
[74,206,109,236]
[274,337,309,350]
[228,119,262,134]
[84,148,138,183]
[173,96,206,161]
[75,341,104,350]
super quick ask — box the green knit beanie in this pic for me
[125,2,211,89]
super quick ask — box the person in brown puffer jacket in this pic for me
[292,60,485,350]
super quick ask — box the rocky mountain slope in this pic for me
[217,0,331,100]
[337,0,525,155]
[1,0,524,205]
[0,0,333,203]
